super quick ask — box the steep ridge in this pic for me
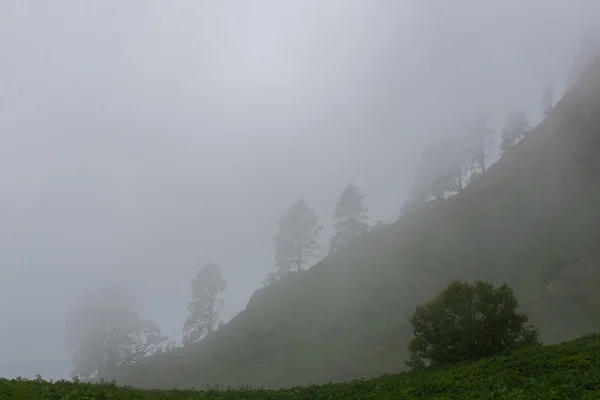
[113,57,600,390]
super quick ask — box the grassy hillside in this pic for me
[111,58,600,390]
[4,334,600,399]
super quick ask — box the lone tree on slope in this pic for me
[66,289,167,380]
[566,33,600,91]
[265,199,322,284]
[464,113,494,173]
[541,82,554,119]
[329,184,369,254]
[182,262,227,346]
[500,109,530,155]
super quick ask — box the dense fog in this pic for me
[1,0,599,379]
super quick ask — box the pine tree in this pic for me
[411,142,454,202]
[66,289,167,380]
[182,263,227,346]
[541,82,554,119]
[266,200,322,284]
[411,135,470,202]
[566,33,599,91]
[464,113,494,173]
[500,110,530,155]
[329,184,369,254]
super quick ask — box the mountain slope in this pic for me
[113,57,600,390]
[8,334,600,398]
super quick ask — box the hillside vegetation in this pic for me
[3,334,600,399]
[110,58,600,390]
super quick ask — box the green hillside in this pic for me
[111,58,600,390]
[4,334,600,399]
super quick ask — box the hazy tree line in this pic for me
[400,86,546,214]
[65,261,229,379]
[64,33,599,381]
[65,290,168,379]
[264,183,370,284]
[65,183,371,380]
[401,34,599,215]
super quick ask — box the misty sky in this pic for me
[1,0,599,379]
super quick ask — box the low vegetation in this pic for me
[406,280,540,369]
[2,333,599,399]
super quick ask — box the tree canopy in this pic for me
[500,110,530,155]
[183,263,228,346]
[266,199,322,284]
[566,33,600,91]
[406,280,540,369]
[541,82,554,119]
[329,184,369,254]
[408,113,494,205]
[463,113,494,173]
[65,289,167,380]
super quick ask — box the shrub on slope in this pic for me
[407,280,541,369]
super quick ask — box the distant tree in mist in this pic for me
[500,110,530,155]
[566,33,600,91]
[463,113,494,173]
[265,199,322,284]
[65,289,167,380]
[445,153,468,193]
[329,184,369,254]
[153,340,179,355]
[399,200,422,218]
[541,82,554,119]
[411,143,453,202]
[465,169,482,186]
[182,262,227,346]
[407,113,494,210]
[410,133,475,203]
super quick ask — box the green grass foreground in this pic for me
[3,333,599,399]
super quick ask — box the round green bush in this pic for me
[406,280,541,369]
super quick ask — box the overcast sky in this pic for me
[1,0,598,380]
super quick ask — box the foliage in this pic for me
[500,110,530,155]
[65,289,167,380]
[2,334,600,399]
[410,138,464,202]
[183,263,228,346]
[265,199,322,284]
[329,184,369,254]
[406,280,541,369]
[540,82,554,119]
[463,112,494,173]
[566,33,600,91]
[152,340,179,355]
[398,199,421,218]
[410,113,493,204]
